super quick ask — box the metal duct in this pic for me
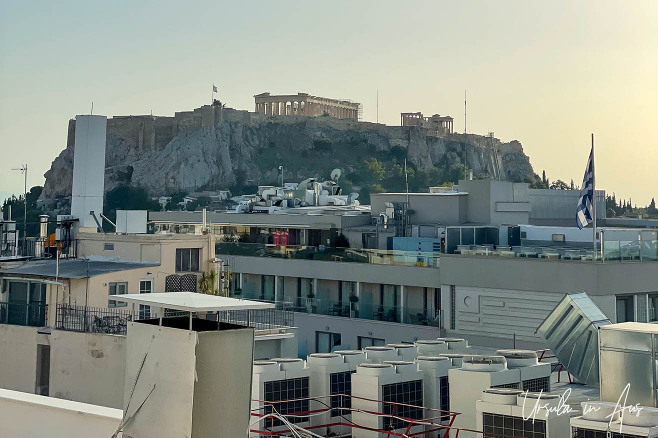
[535,292,610,387]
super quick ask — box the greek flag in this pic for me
[576,146,594,229]
[213,85,218,93]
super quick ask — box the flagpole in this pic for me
[591,133,597,261]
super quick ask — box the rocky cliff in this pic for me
[41,105,535,202]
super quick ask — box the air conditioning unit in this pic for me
[364,346,398,363]
[415,340,449,356]
[250,358,311,437]
[352,361,425,438]
[307,351,365,437]
[448,355,522,438]
[496,349,551,393]
[436,337,470,353]
[416,356,452,436]
[387,343,418,361]
[571,402,658,437]
[476,389,571,438]
[439,353,465,367]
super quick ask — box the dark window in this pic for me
[649,293,658,322]
[108,282,128,307]
[35,344,50,396]
[572,428,642,438]
[358,336,385,349]
[139,280,152,319]
[491,382,520,390]
[316,331,341,353]
[329,371,355,417]
[616,295,635,323]
[483,412,546,438]
[439,376,449,420]
[450,286,456,330]
[381,380,423,430]
[263,377,309,428]
[104,243,114,251]
[523,377,550,393]
[176,248,200,272]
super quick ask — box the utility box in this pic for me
[116,210,147,234]
[599,322,658,407]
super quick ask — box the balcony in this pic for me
[216,243,440,268]
[0,302,47,327]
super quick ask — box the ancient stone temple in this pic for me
[401,112,454,135]
[254,92,360,120]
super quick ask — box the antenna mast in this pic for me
[464,90,466,134]
[376,89,379,123]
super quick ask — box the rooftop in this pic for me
[1,259,159,279]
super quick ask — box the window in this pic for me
[104,243,114,251]
[175,248,200,272]
[491,382,520,390]
[523,377,550,393]
[264,377,309,427]
[108,282,128,307]
[482,412,546,438]
[649,294,658,322]
[382,380,423,430]
[316,331,341,353]
[439,376,449,421]
[330,371,355,417]
[450,286,456,330]
[139,280,153,319]
[36,344,50,396]
[358,336,385,349]
[616,295,635,323]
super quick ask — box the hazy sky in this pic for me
[1,0,656,205]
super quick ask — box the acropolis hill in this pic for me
[40,102,535,201]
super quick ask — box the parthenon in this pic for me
[401,112,454,135]
[254,92,360,121]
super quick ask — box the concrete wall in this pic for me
[370,193,466,226]
[0,325,37,393]
[49,330,126,409]
[0,388,122,438]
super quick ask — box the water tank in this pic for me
[357,362,396,377]
[461,355,507,372]
[364,346,398,363]
[272,357,306,371]
[495,350,539,368]
[415,340,448,356]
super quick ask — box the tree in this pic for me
[648,198,657,215]
[549,179,570,190]
[363,158,385,182]
[104,185,159,231]
[198,271,217,295]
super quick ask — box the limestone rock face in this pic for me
[41,107,535,200]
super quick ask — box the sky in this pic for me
[1,0,656,205]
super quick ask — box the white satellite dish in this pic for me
[330,168,342,182]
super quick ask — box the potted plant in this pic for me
[349,294,359,318]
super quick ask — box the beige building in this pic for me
[254,92,360,120]
[401,111,454,135]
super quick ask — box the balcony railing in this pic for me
[216,243,440,268]
[55,302,294,335]
[0,302,47,327]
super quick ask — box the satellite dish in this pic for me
[330,168,342,182]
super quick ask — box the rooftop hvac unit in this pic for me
[599,322,658,407]
[335,349,367,365]
[352,362,425,438]
[439,353,465,367]
[571,402,658,437]
[251,358,311,437]
[476,389,570,438]
[437,337,470,353]
[364,346,398,363]
[448,355,521,438]
[416,356,452,436]
[387,343,418,361]
[416,340,449,356]
[307,352,364,437]
[536,292,610,387]
[496,349,551,393]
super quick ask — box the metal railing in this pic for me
[56,304,134,335]
[55,302,295,335]
[0,302,47,327]
[216,243,440,268]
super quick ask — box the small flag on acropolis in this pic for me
[213,85,218,93]
[576,146,594,229]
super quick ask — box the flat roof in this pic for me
[1,259,159,279]
[113,292,275,312]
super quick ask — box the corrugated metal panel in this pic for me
[535,292,610,387]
